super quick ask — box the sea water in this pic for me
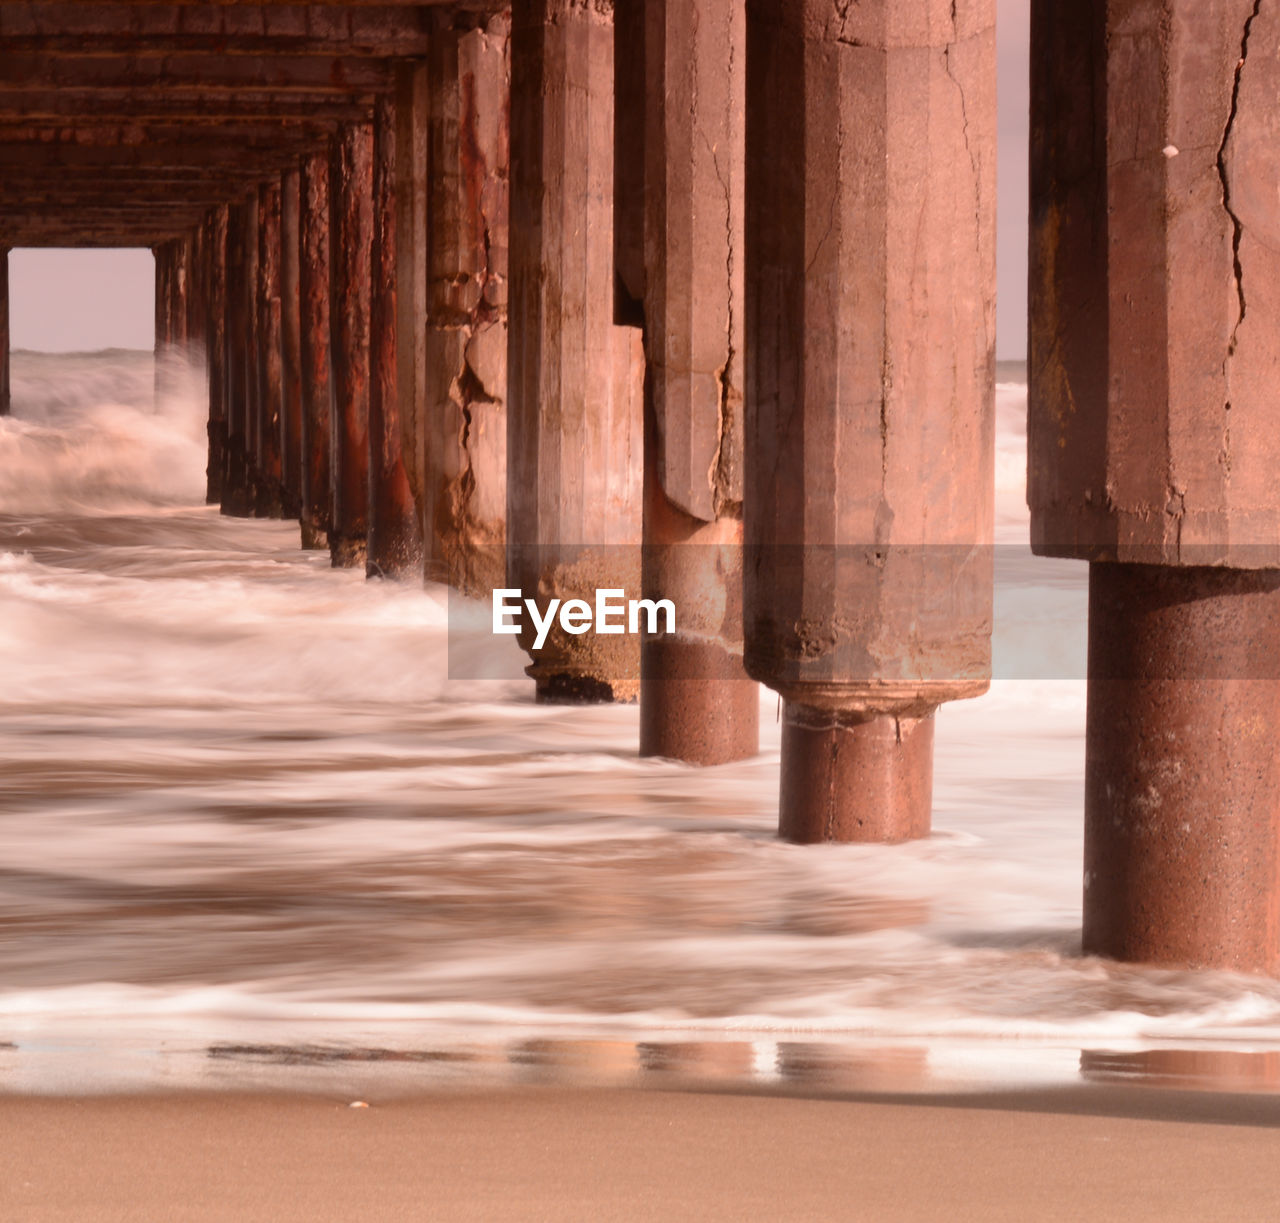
[3,350,1280,1096]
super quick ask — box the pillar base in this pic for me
[640,637,758,765]
[300,522,329,552]
[1084,563,1280,974]
[330,535,368,570]
[534,672,636,705]
[778,704,935,844]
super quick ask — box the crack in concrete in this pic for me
[1218,0,1262,366]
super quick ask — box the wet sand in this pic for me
[4,1084,1280,1222]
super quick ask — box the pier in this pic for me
[1,0,1277,975]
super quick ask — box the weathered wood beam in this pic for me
[0,122,347,145]
[0,91,373,123]
[0,52,394,93]
[0,141,328,170]
[0,4,432,56]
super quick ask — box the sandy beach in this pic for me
[4,1083,1280,1221]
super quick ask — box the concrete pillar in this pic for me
[612,0,645,326]
[1084,564,1280,972]
[744,0,996,840]
[154,236,191,409]
[1031,1,1280,971]
[394,60,430,571]
[153,240,172,402]
[280,168,304,522]
[368,93,423,578]
[186,223,207,370]
[631,0,758,765]
[424,13,510,596]
[508,0,644,703]
[329,122,374,569]
[254,178,286,518]
[299,150,334,550]
[203,206,229,505]
[240,194,263,511]
[0,246,9,417]
[221,201,255,516]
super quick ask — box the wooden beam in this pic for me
[0,4,432,56]
[0,52,394,94]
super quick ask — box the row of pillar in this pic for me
[147,0,1280,977]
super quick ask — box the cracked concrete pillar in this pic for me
[368,93,423,578]
[1031,1,1280,971]
[508,0,644,703]
[254,178,286,518]
[0,246,9,417]
[628,0,759,765]
[299,150,334,551]
[203,206,229,506]
[221,201,254,517]
[424,12,510,596]
[280,168,304,522]
[744,0,996,841]
[329,122,374,569]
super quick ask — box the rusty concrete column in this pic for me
[612,0,645,327]
[153,240,173,404]
[1084,565,1280,972]
[154,237,191,408]
[1031,2,1280,971]
[203,206,229,505]
[508,0,644,703]
[629,0,758,765]
[744,1,996,841]
[186,224,207,373]
[299,150,334,550]
[368,93,423,579]
[221,202,255,517]
[395,60,430,572]
[424,14,510,595]
[253,178,286,518]
[329,122,374,569]
[0,246,9,417]
[280,168,304,522]
[239,193,264,512]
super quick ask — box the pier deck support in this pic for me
[508,0,643,703]
[744,0,996,840]
[424,14,510,596]
[626,0,758,765]
[367,93,423,578]
[280,170,304,522]
[394,60,431,578]
[329,123,374,569]
[1031,0,1280,971]
[221,201,255,517]
[299,151,334,552]
[153,236,191,409]
[203,207,229,506]
[0,246,9,417]
[254,178,286,518]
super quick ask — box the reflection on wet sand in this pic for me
[776,1044,930,1092]
[1081,1049,1280,1093]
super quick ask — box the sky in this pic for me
[7,1,1031,358]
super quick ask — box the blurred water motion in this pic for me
[2,352,1280,1095]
